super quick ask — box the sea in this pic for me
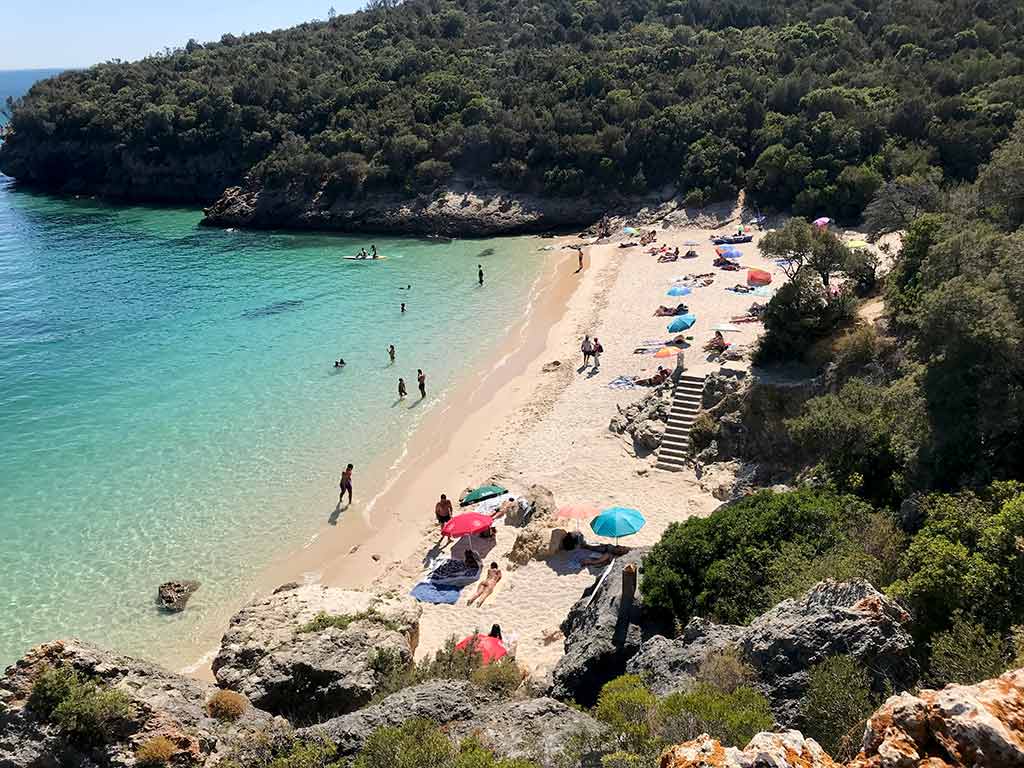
[0,70,546,668]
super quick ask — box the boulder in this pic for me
[609,384,674,454]
[627,579,919,726]
[701,370,745,410]
[212,585,421,724]
[849,667,1024,768]
[157,579,200,612]
[0,639,275,768]
[550,549,655,707]
[302,680,606,768]
[660,731,836,768]
[634,419,666,452]
[521,484,557,524]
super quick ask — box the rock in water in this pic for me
[627,579,919,725]
[157,579,200,612]
[549,548,655,707]
[212,585,420,724]
[302,680,607,768]
[0,639,274,768]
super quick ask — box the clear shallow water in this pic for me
[0,180,543,667]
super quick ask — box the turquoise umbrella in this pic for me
[667,313,696,333]
[667,285,692,297]
[460,484,508,506]
[591,506,646,542]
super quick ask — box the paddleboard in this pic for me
[342,256,388,261]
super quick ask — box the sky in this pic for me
[0,1,363,70]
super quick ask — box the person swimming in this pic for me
[334,358,346,368]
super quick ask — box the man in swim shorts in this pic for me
[417,369,426,398]
[338,463,353,507]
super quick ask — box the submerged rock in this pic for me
[157,579,200,612]
[627,579,919,726]
[0,639,274,768]
[212,585,421,724]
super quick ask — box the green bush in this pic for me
[28,663,134,747]
[593,676,658,756]
[659,684,773,748]
[135,736,177,766]
[470,658,523,697]
[297,609,400,634]
[353,719,534,768]
[688,412,716,454]
[800,656,878,762]
[642,488,899,626]
[695,647,757,694]
[207,689,248,721]
[927,614,1008,687]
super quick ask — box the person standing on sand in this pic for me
[592,337,604,369]
[417,369,426,398]
[399,377,407,399]
[435,493,453,541]
[581,335,594,367]
[478,264,484,286]
[388,344,396,364]
[578,250,584,271]
[338,463,354,507]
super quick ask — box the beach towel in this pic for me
[410,581,463,604]
[426,557,482,586]
[608,376,637,389]
[751,286,773,297]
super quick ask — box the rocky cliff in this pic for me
[659,667,1024,768]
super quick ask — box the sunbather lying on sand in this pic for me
[467,562,502,607]
[634,366,671,386]
[654,303,689,317]
[657,253,679,262]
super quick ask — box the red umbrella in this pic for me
[442,512,494,539]
[455,634,507,664]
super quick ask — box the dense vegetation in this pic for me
[4,0,1024,213]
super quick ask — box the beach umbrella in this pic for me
[747,268,772,286]
[667,285,692,297]
[460,484,507,506]
[712,323,742,333]
[442,512,494,539]
[591,506,646,543]
[557,504,599,532]
[813,217,831,228]
[668,314,696,333]
[455,634,508,664]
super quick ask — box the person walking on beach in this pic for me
[577,250,584,272]
[417,369,426,398]
[435,493,453,542]
[338,463,354,507]
[592,337,604,369]
[398,377,407,399]
[388,344,396,364]
[581,335,594,367]
[478,264,484,286]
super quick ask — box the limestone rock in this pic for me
[212,585,420,724]
[0,639,274,768]
[659,730,837,768]
[701,370,745,410]
[627,579,919,726]
[849,667,1024,768]
[303,680,606,768]
[550,549,655,707]
[610,384,674,454]
[634,419,666,452]
[521,484,557,523]
[157,579,200,612]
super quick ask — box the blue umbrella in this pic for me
[667,313,696,333]
[667,285,692,297]
[591,506,646,542]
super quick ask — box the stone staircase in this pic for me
[655,374,706,472]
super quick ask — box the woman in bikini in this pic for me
[467,562,502,607]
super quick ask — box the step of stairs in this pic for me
[656,373,707,472]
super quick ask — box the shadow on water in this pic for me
[241,299,304,319]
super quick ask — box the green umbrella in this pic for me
[460,484,507,506]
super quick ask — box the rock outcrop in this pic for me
[609,381,674,454]
[0,639,274,768]
[507,485,566,568]
[212,584,421,724]
[550,549,657,707]
[157,580,200,612]
[302,679,606,768]
[659,667,1024,768]
[627,579,919,726]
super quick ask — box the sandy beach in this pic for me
[209,201,810,683]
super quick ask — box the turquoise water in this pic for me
[0,181,543,667]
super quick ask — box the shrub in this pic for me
[297,609,400,634]
[642,488,892,626]
[800,656,877,761]
[470,658,523,696]
[695,647,757,694]
[688,412,716,454]
[28,664,78,718]
[353,719,532,768]
[136,736,177,766]
[593,676,658,756]
[52,681,134,747]
[928,614,1008,686]
[754,274,856,365]
[207,689,248,721]
[28,663,134,747]
[658,684,774,748]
